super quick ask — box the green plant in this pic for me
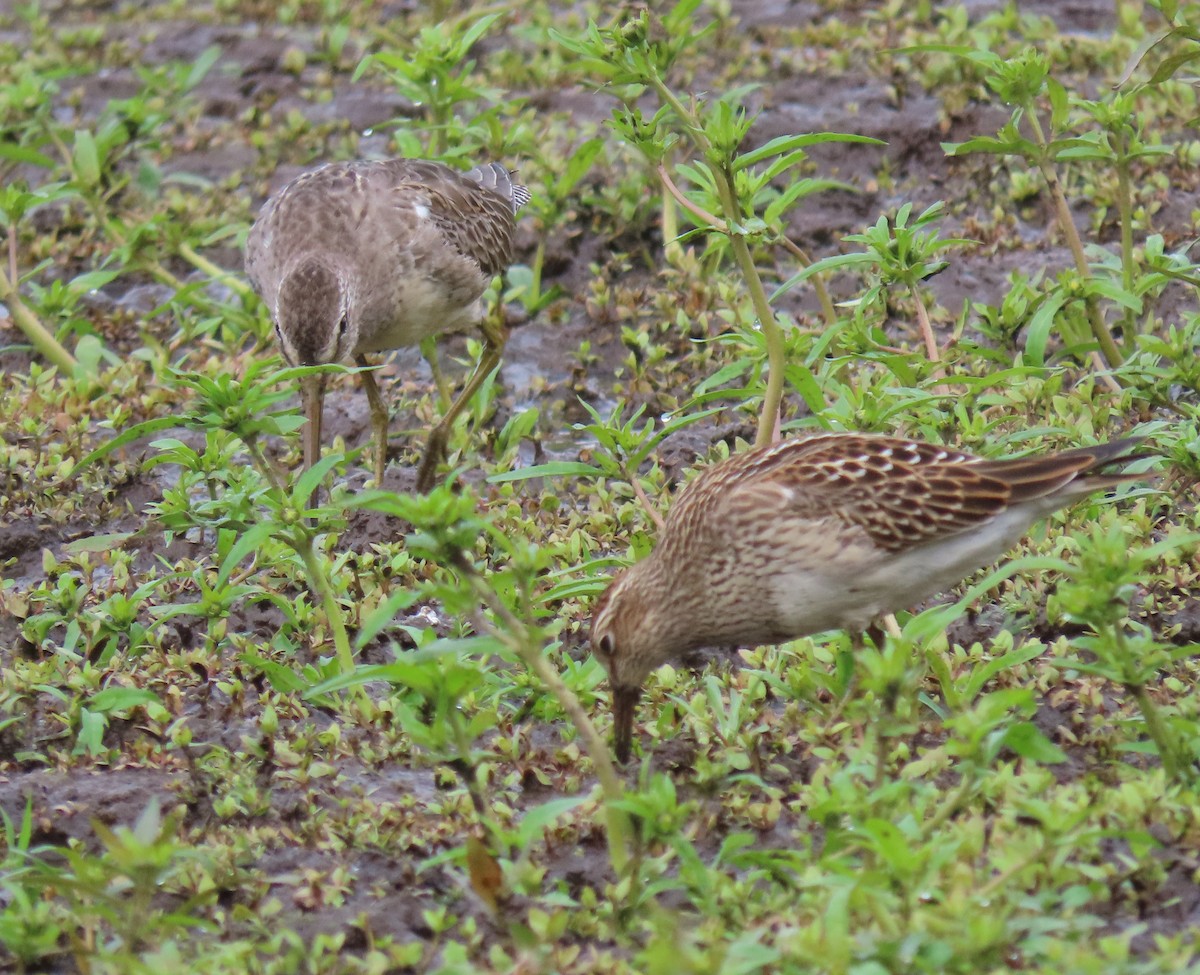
[317,483,634,876]
[553,1,879,445]
[358,12,513,162]
[779,201,973,368]
[921,44,1174,371]
[72,360,362,681]
[1050,519,1200,781]
[37,799,213,962]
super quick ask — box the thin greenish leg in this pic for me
[355,355,390,486]
[415,321,505,493]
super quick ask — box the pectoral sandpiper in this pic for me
[246,158,530,490]
[590,433,1149,762]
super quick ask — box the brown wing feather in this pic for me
[670,434,1001,555]
[246,161,378,292]
[370,159,522,277]
[773,435,1012,552]
[970,438,1145,502]
[250,159,525,285]
[676,433,1145,556]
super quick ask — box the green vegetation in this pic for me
[1,1,1198,973]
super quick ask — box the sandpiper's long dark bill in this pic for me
[590,433,1151,763]
[245,158,530,490]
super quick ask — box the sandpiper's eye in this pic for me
[596,633,615,659]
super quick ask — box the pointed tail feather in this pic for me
[975,438,1151,504]
[465,163,531,213]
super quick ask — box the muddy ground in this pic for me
[2,0,1199,969]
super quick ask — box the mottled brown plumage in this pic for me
[591,433,1149,762]
[246,158,530,489]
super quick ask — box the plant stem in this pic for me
[657,161,727,232]
[449,712,506,854]
[243,434,356,678]
[1112,627,1182,781]
[909,285,942,364]
[661,165,682,265]
[650,78,786,447]
[521,641,632,872]
[1026,110,1124,368]
[242,433,288,496]
[6,223,17,285]
[1114,131,1136,346]
[921,764,979,836]
[658,161,834,354]
[0,257,79,375]
[777,235,838,330]
[179,242,256,302]
[293,529,356,676]
[730,229,786,447]
[459,563,632,875]
[530,238,547,311]
[618,458,666,531]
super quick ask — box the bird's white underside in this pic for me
[767,500,1068,635]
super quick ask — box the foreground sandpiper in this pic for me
[246,158,530,490]
[590,433,1149,762]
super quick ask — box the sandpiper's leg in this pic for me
[355,355,390,485]
[415,319,506,493]
[419,335,453,408]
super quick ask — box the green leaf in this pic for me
[74,709,107,756]
[1148,47,1200,85]
[962,642,1047,702]
[72,130,101,187]
[1084,279,1142,313]
[893,43,1002,69]
[693,358,753,397]
[184,46,222,91]
[73,334,106,378]
[1046,78,1069,130]
[1023,291,1068,367]
[555,138,604,197]
[216,521,277,587]
[242,653,312,695]
[786,363,828,415]
[1116,26,1173,87]
[303,638,505,699]
[294,451,342,509]
[1002,722,1067,763]
[771,252,875,301]
[63,532,135,555]
[88,687,161,714]
[71,415,186,476]
[904,556,1073,645]
[515,795,590,850]
[764,178,854,224]
[68,269,122,295]
[942,135,1037,158]
[734,132,884,171]
[0,144,55,169]
[488,461,603,483]
[459,12,502,52]
[355,587,421,650]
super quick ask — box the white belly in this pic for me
[355,276,482,353]
[769,506,1047,636]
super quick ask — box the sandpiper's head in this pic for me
[591,563,669,763]
[273,257,356,471]
[274,257,355,368]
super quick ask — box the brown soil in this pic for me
[2,0,1198,968]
